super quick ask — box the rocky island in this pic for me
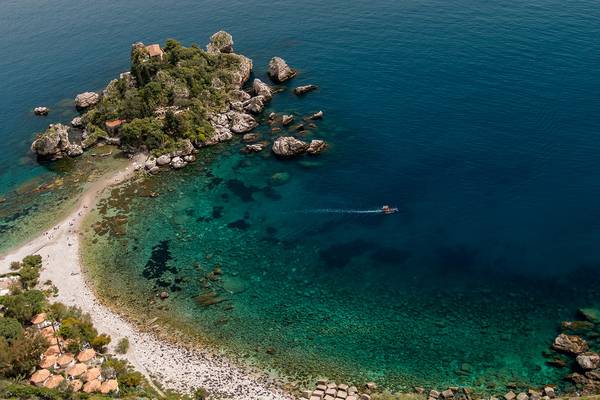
[30,31,327,172]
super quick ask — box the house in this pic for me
[31,313,51,329]
[146,44,164,60]
[105,119,125,134]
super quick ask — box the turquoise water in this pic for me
[4,0,600,392]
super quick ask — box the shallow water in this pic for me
[4,0,600,392]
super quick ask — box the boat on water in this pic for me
[381,205,398,214]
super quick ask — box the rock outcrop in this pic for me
[206,31,234,53]
[294,84,318,95]
[33,107,49,116]
[75,92,100,109]
[553,334,589,354]
[577,352,600,370]
[243,96,267,114]
[228,111,258,133]
[272,136,309,157]
[253,79,272,100]
[268,57,296,83]
[307,139,327,155]
[310,110,324,120]
[230,55,253,87]
[31,124,72,159]
[71,116,84,128]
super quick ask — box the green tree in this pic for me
[0,290,46,324]
[0,317,23,343]
[90,334,111,352]
[120,118,166,150]
[0,332,47,378]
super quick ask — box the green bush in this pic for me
[120,118,167,150]
[0,289,46,324]
[0,332,47,378]
[90,334,111,351]
[9,262,20,271]
[194,387,209,400]
[116,337,130,354]
[0,317,22,343]
[21,255,42,269]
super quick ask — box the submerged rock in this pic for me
[268,57,296,83]
[553,333,588,354]
[294,84,318,95]
[579,308,600,324]
[33,106,49,116]
[242,133,260,142]
[272,136,309,157]
[270,172,290,185]
[310,110,324,120]
[243,144,264,153]
[206,31,234,53]
[282,115,294,126]
[307,139,328,155]
[75,92,100,109]
[31,124,71,159]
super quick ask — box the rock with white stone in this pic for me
[228,111,258,133]
[144,157,157,170]
[310,110,324,120]
[294,84,318,95]
[170,156,186,169]
[577,352,600,370]
[33,106,49,116]
[156,154,171,166]
[206,31,234,53]
[272,136,309,157]
[253,78,273,99]
[282,115,294,126]
[268,57,296,83]
[553,333,588,354]
[71,116,84,127]
[307,139,327,155]
[66,144,83,157]
[75,92,100,109]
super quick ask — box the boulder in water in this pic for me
[75,92,100,109]
[228,111,258,133]
[268,57,296,83]
[33,106,49,116]
[307,139,327,155]
[253,79,272,99]
[579,308,600,324]
[577,352,600,370]
[272,136,309,157]
[294,84,318,95]
[553,333,589,354]
[31,123,71,159]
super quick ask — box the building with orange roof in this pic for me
[40,325,55,338]
[105,119,125,134]
[83,366,101,382]
[70,379,83,392]
[83,379,102,393]
[39,355,58,369]
[66,363,87,378]
[57,353,75,369]
[77,348,96,363]
[44,345,61,357]
[31,313,48,326]
[30,369,50,386]
[43,374,64,389]
[100,379,119,394]
[145,44,164,60]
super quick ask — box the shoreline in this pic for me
[0,155,292,400]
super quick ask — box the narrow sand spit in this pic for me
[0,156,291,400]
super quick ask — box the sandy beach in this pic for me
[0,157,291,400]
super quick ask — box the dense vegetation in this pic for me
[0,255,208,399]
[82,39,246,155]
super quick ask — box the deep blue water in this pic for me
[4,0,600,391]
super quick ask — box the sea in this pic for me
[2,0,600,392]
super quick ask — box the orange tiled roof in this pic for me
[30,369,50,385]
[77,348,96,363]
[31,313,47,325]
[105,119,125,129]
[100,379,119,394]
[44,374,64,389]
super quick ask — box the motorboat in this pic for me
[381,205,398,214]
